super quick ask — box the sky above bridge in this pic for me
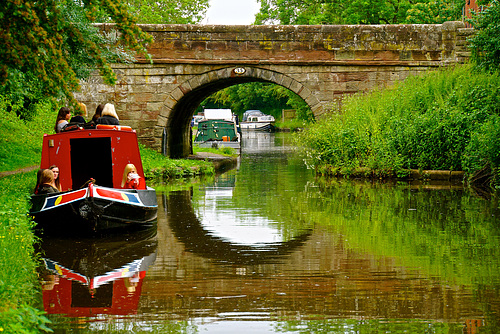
[203,0,260,25]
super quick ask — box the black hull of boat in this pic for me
[30,188,158,236]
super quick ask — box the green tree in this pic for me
[255,0,462,25]
[200,82,312,121]
[405,0,463,23]
[469,0,500,73]
[0,0,152,107]
[126,0,209,24]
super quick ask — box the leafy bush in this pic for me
[298,64,500,186]
[199,81,313,122]
[469,0,500,72]
[0,304,52,334]
[463,115,500,185]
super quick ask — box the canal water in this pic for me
[39,132,500,333]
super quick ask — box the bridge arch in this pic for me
[161,66,320,158]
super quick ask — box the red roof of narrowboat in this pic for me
[40,125,145,191]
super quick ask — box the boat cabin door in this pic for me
[70,137,113,189]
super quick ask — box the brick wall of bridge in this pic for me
[76,22,473,158]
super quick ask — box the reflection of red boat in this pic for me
[30,125,157,235]
[43,256,148,290]
[43,274,146,316]
[39,230,157,316]
[42,263,150,317]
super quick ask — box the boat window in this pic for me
[70,137,113,189]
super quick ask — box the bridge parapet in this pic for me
[101,21,470,66]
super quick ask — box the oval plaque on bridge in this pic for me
[233,67,246,75]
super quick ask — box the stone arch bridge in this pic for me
[76,22,472,158]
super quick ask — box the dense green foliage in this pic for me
[200,82,314,123]
[255,0,463,25]
[469,0,500,73]
[405,0,464,23]
[298,64,500,186]
[127,0,209,24]
[0,172,52,333]
[0,0,152,109]
[275,118,309,131]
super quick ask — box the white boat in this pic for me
[240,110,275,132]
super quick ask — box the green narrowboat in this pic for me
[194,118,241,150]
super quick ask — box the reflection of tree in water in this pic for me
[165,190,311,265]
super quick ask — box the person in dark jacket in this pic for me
[70,102,87,124]
[96,103,120,125]
[35,169,59,195]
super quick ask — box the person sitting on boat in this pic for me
[69,102,87,124]
[49,165,63,192]
[86,104,105,126]
[96,103,120,125]
[121,164,146,190]
[54,107,71,133]
[35,169,60,195]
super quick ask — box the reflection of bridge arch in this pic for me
[165,67,317,157]
[165,190,311,265]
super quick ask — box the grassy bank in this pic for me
[0,172,51,333]
[0,98,56,332]
[275,118,309,132]
[298,64,500,187]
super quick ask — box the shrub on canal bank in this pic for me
[298,64,500,188]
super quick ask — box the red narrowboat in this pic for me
[30,124,158,235]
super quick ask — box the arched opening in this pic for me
[166,76,263,158]
[160,67,320,158]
